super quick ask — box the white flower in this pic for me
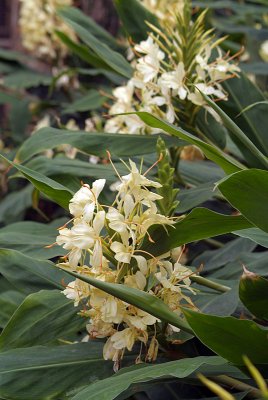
[100,296,125,324]
[110,241,133,263]
[117,160,162,199]
[103,337,124,362]
[62,279,90,306]
[125,308,157,330]
[135,36,164,61]
[56,211,105,268]
[188,83,225,106]
[113,81,134,105]
[136,56,161,82]
[159,62,188,100]
[69,179,105,220]
[209,59,240,81]
[135,37,165,83]
[107,207,130,234]
[110,328,136,351]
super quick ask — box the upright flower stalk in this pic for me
[105,0,240,135]
[56,159,196,366]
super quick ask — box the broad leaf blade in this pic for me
[184,309,268,365]
[71,356,231,400]
[0,249,69,293]
[16,128,183,163]
[0,343,113,400]
[59,9,132,78]
[218,169,268,233]
[144,208,253,256]
[59,268,193,334]
[0,290,84,350]
[1,155,73,209]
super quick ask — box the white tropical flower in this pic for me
[159,62,188,100]
[62,279,90,306]
[110,240,133,263]
[69,179,106,221]
[110,328,137,351]
[188,83,225,106]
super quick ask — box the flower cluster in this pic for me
[57,160,195,365]
[105,2,240,134]
[19,0,76,60]
[141,0,184,26]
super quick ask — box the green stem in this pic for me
[204,238,225,248]
[191,275,231,293]
[212,375,262,399]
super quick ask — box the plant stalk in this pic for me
[213,375,262,399]
[191,275,231,293]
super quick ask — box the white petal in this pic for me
[123,194,135,218]
[93,210,105,235]
[110,241,125,253]
[135,271,147,290]
[92,179,106,198]
[133,255,148,275]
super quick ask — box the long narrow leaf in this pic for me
[1,154,73,209]
[135,112,244,174]
[58,267,193,334]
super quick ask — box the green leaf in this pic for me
[63,90,107,114]
[114,0,160,42]
[176,182,215,213]
[59,8,133,79]
[3,69,51,89]
[0,218,67,258]
[58,6,119,49]
[135,112,244,174]
[239,272,268,321]
[196,108,227,150]
[0,284,25,329]
[193,237,257,273]
[9,98,31,142]
[0,343,113,400]
[71,356,230,400]
[0,290,84,350]
[201,91,268,170]
[179,160,225,186]
[241,63,268,76]
[144,208,252,256]
[0,185,33,224]
[24,156,127,181]
[55,30,112,69]
[217,169,268,233]
[0,249,70,294]
[1,154,73,209]
[183,309,268,365]
[222,74,268,168]
[195,280,239,316]
[234,228,268,248]
[209,251,268,280]
[0,47,30,63]
[16,127,183,163]
[59,267,193,334]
